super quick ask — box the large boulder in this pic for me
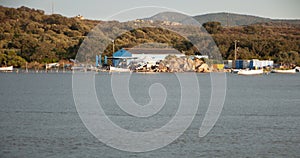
[194,58,204,69]
[157,63,167,72]
[197,63,210,73]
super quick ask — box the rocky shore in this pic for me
[134,56,212,73]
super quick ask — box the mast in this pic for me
[25,62,28,73]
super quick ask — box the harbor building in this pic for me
[225,59,274,69]
[112,48,183,67]
[111,48,208,67]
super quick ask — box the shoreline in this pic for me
[1,68,298,75]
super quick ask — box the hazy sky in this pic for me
[1,0,299,21]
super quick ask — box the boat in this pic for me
[45,63,59,69]
[271,69,296,74]
[109,66,131,72]
[71,66,86,71]
[0,66,13,71]
[237,69,263,75]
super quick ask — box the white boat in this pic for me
[237,69,263,75]
[109,66,131,72]
[71,66,86,72]
[45,63,59,69]
[271,69,296,74]
[0,66,13,71]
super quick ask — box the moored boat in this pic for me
[237,69,263,75]
[0,66,13,71]
[109,66,131,72]
[271,69,296,74]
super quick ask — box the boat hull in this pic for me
[237,69,263,75]
[0,66,13,71]
[271,69,296,74]
[109,66,131,72]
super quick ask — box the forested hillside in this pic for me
[203,21,300,65]
[0,6,98,67]
[0,6,299,67]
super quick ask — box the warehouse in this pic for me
[249,59,274,69]
[112,48,185,66]
[224,59,274,69]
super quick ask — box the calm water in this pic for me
[0,72,299,157]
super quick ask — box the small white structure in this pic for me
[224,59,274,69]
[46,63,59,69]
[250,59,273,69]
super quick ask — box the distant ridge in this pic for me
[145,12,300,26]
[193,12,300,26]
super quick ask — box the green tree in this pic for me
[0,50,26,67]
[275,51,300,66]
[202,21,222,34]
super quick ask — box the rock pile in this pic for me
[139,55,211,73]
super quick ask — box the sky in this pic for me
[1,0,299,21]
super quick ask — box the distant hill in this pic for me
[0,6,299,67]
[193,12,300,26]
[144,12,199,25]
[146,12,300,26]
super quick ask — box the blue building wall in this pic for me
[112,49,132,66]
[95,55,99,67]
[235,60,244,69]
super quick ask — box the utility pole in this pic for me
[234,40,239,60]
[112,40,115,53]
[25,62,28,73]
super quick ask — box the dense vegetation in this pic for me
[102,27,198,57]
[203,21,300,65]
[0,6,98,67]
[0,6,299,67]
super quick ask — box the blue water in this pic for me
[0,72,299,157]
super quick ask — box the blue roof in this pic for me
[113,49,132,57]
